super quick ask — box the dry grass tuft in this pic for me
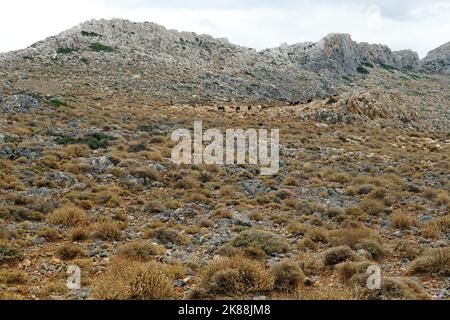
[92,221,123,241]
[47,205,86,227]
[390,213,416,229]
[329,227,372,249]
[407,248,450,276]
[271,260,305,293]
[117,241,165,262]
[200,256,274,296]
[55,244,85,261]
[231,229,290,255]
[94,261,174,300]
[323,246,358,266]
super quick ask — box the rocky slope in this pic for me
[422,41,450,74]
[0,18,449,133]
[0,18,449,301]
[0,18,447,106]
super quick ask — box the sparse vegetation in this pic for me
[231,229,290,255]
[94,261,174,300]
[57,47,78,54]
[200,256,274,296]
[47,205,86,227]
[89,42,116,52]
[407,248,450,276]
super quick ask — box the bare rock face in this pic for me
[0,18,445,107]
[393,50,420,71]
[263,33,420,74]
[0,19,450,113]
[421,41,450,74]
[0,94,40,113]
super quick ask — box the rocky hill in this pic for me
[422,41,450,74]
[0,18,449,131]
[0,18,449,301]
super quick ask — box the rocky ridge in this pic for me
[0,19,447,105]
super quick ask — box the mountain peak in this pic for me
[422,41,450,74]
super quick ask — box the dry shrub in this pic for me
[0,292,25,300]
[47,205,86,227]
[284,175,300,187]
[219,185,236,198]
[297,287,354,300]
[420,223,440,240]
[0,270,26,285]
[298,254,324,275]
[421,216,450,240]
[323,246,358,266]
[356,238,387,260]
[231,229,290,255]
[55,244,85,261]
[37,227,62,242]
[92,221,123,241]
[275,189,293,200]
[336,261,372,283]
[68,227,89,241]
[143,200,165,214]
[306,227,330,244]
[407,248,450,276]
[94,261,174,300]
[63,144,91,158]
[117,241,165,262]
[201,256,274,295]
[271,261,305,293]
[297,238,318,252]
[435,190,449,206]
[359,198,385,216]
[350,274,431,300]
[146,228,189,245]
[329,227,372,249]
[390,213,416,229]
[287,221,308,236]
[395,240,422,260]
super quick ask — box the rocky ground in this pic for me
[0,19,449,300]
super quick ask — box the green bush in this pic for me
[357,66,370,75]
[381,63,398,73]
[49,98,65,107]
[57,47,78,54]
[89,42,115,52]
[231,229,290,255]
[361,62,374,68]
[81,31,103,38]
[56,132,116,150]
[0,246,22,263]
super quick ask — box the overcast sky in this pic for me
[1,0,449,57]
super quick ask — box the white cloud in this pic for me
[0,0,449,57]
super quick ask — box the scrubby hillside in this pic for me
[0,19,449,301]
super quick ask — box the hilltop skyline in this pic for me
[1,0,450,57]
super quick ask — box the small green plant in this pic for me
[89,42,115,52]
[49,98,65,107]
[357,65,370,75]
[231,229,290,255]
[57,47,78,54]
[0,246,22,263]
[22,55,34,61]
[56,132,117,150]
[81,31,103,38]
[381,63,398,73]
[342,75,354,83]
[361,61,374,68]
